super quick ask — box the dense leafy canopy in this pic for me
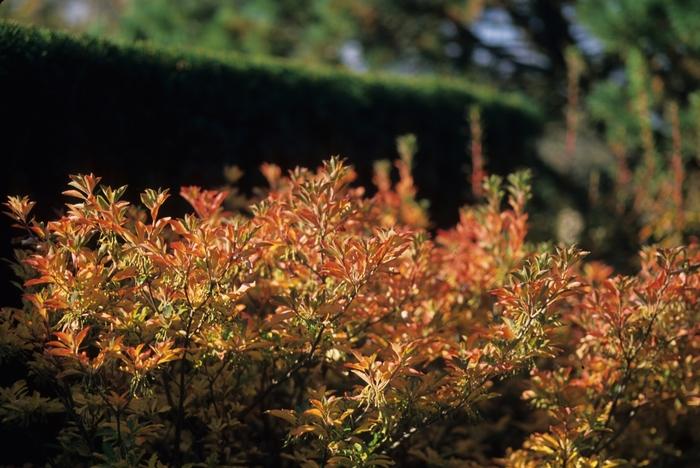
[2,156,699,466]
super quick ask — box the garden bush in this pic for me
[1,155,698,466]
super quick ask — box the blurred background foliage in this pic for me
[8,1,700,105]
[2,0,595,107]
[2,0,700,262]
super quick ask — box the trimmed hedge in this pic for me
[0,21,548,304]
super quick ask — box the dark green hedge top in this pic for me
[0,20,540,117]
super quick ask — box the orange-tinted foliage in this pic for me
[1,156,698,467]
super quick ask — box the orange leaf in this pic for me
[62,189,86,200]
[24,276,53,287]
[46,348,73,357]
[302,408,324,420]
[266,409,297,425]
[74,326,91,349]
[289,424,321,437]
[113,267,138,282]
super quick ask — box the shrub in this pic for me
[505,247,700,466]
[2,157,698,466]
